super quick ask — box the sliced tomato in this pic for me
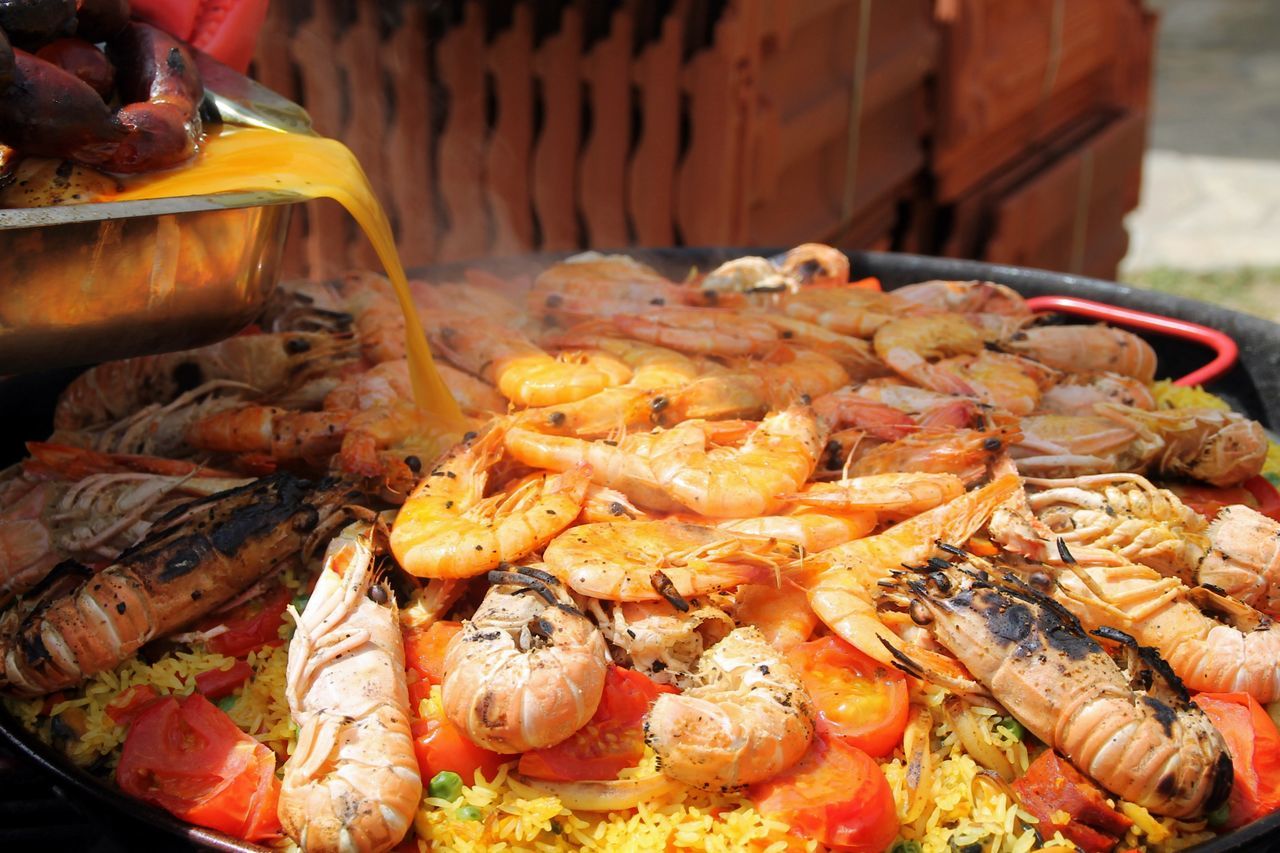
[1169,478,1280,525]
[194,660,254,701]
[404,621,462,686]
[105,684,163,726]
[201,583,292,658]
[1194,692,1280,828]
[518,666,676,782]
[116,693,281,842]
[411,701,508,786]
[749,731,897,853]
[785,636,909,758]
[1012,750,1132,853]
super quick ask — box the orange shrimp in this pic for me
[390,430,590,579]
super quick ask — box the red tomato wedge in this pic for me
[518,666,676,782]
[785,636,909,757]
[411,700,508,786]
[194,660,254,701]
[117,693,281,842]
[1170,477,1280,525]
[1011,750,1132,853]
[105,684,163,726]
[1194,692,1280,828]
[201,583,292,658]
[404,621,462,711]
[131,0,269,73]
[749,732,897,853]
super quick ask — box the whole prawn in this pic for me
[883,561,1230,817]
[645,625,815,790]
[442,567,608,753]
[0,473,350,695]
[280,521,421,853]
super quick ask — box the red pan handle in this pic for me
[1025,295,1238,388]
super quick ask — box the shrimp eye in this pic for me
[404,455,422,473]
[284,337,312,354]
[545,294,564,308]
[548,412,567,427]
[982,437,1003,451]
[650,396,669,413]
[368,585,388,604]
[909,600,934,626]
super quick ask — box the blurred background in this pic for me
[250,0,1277,320]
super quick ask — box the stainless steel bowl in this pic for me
[0,192,299,373]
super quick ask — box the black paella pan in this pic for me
[0,249,1278,852]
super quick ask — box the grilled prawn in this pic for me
[442,568,608,753]
[645,625,815,790]
[280,521,421,853]
[0,473,349,696]
[884,562,1232,818]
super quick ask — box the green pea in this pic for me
[997,717,1026,741]
[1207,803,1231,828]
[891,841,922,853]
[429,770,464,801]
[292,594,310,614]
[217,695,238,713]
[456,805,483,822]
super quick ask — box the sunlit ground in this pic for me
[1126,267,1280,324]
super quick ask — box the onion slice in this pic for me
[508,772,682,812]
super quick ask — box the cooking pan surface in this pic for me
[1,249,1277,851]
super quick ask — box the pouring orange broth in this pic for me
[112,126,466,449]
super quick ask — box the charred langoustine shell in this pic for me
[0,472,352,696]
[880,553,1233,818]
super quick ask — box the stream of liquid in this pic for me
[113,126,466,435]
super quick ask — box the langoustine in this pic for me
[442,567,608,753]
[280,521,421,853]
[0,472,350,695]
[884,561,1232,818]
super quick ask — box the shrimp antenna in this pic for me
[650,571,691,612]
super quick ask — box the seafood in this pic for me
[589,598,735,685]
[542,520,781,601]
[774,286,901,338]
[0,473,348,695]
[608,307,779,357]
[0,450,248,605]
[1096,403,1269,487]
[730,581,818,651]
[872,313,986,395]
[54,332,358,432]
[1026,473,1210,583]
[529,253,686,320]
[324,359,506,418]
[1036,371,1157,414]
[645,626,815,790]
[391,430,590,579]
[890,280,1030,317]
[655,348,848,426]
[1197,505,1280,615]
[783,472,966,519]
[280,521,421,853]
[1052,560,1280,702]
[1011,413,1151,478]
[801,474,1020,665]
[442,568,609,753]
[644,406,824,517]
[1004,325,1157,383]
[885,562,1231,818]
[848,422,1020,486]
[715,506,875,552]
[506,406,823,518]
[751,315,887,380]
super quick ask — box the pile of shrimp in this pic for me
[4,243,1279,853]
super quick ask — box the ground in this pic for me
[1120,0,1280,324]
